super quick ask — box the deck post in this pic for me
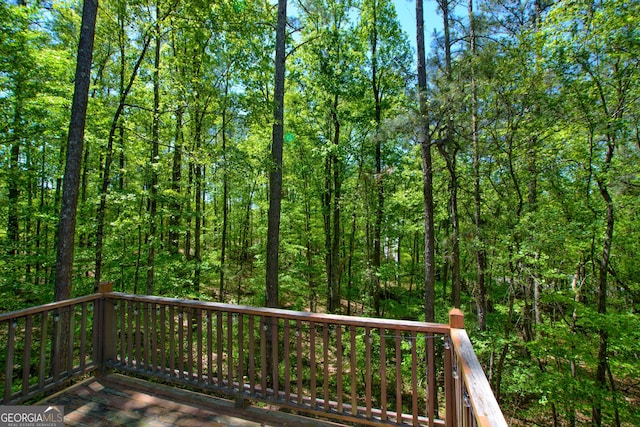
[446,308,464,427]
[235,397,250,409]
[95,281,116,375]
[449,308,464,329]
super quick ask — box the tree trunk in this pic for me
[185,164,193,269]
[370,0,384,318]
[169,105,183,255]
[146,6,161,295]
[346,209,357,315]
[436,0,461,308]
[416,0,436,323]
[55,0,98,301]
[6,0,27,259]
[593,136,614,426]
[417,4,438,416]
[193,114,203,294]
[265,0,287,310]
[468,0,487,329]
[35,145,48,286]
[220,78,230,301]
[7,101,21,258]
[264,1,287,389]
[330,96,342,313]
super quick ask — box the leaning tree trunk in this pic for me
[94,35,151,290]
[53,0,98,383]
[593,133,615,426]
[55,0,98,301]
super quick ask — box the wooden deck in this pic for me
[38,374,345,427]
[2,287,508,426]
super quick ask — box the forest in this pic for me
[0,0,638,425]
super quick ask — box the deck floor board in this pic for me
[39,374,346,427]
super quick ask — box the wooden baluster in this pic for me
[177,308,184,379]
[187,307,194,379]
[67,306,74,374]
[5,318,16,401]
[444,334,456,427]
[118,301,125,366]
[237,313,244,394]
[395,333,402,423]
[217,311,223,386]
[127,302,134,369]
[22,316,32,397]
[159,305,166,375]
[412,330,419,426]
[365,326,372,419]
[296,319,303,406]
[52,310,62,380]
[207,310,213,386]
[79,303,87,371]
[271,316,279,399]
[323,322,329,411]
[135,302,142,370]
[464,388,472,427]
[227,312,234,388]
[350,325,357,416]
[38,312,48,389]
[260,316,267,398]
[150,303,157,373]
[197,308,203,383]
[284,319,291,402]
[380,327,387,422]
[427,333,436,427]
[144,303,150,371]
[249,315,256,395]
[310,321,316,408]
[454,355,462,425]
[168,305,175,377]
[336,325,343,414]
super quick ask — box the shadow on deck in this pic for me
[40,373,342,427]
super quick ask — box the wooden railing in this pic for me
[1,283,507,427]
[448,310,508,427]
[0,294,100,404]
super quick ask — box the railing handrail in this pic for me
[450,327,508,427]
[107,291,452,334]
[0,294,100,322]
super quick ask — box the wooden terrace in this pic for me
[1,283,508,426]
